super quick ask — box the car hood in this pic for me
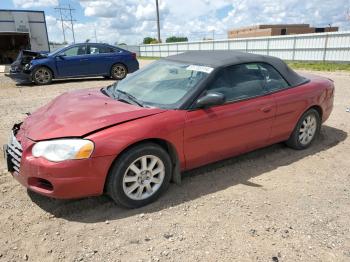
[22,88,166,141]
[11,50,48,70]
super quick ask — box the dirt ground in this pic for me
[0,62,349,262]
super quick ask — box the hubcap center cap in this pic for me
[138,170,151,184]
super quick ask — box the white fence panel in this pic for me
[199,42,212,50]
[188,43,200,50]
[228,40,246,50]
[138,31,350,62]
[247,39,268,50]
[269,37,295,50]
[178,43,188,52]
[295,35,325,49]
[214,41,228,50]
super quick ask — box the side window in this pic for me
[259,63,290,91]
[208,63,289,102]
[88,45,114,54]
[61,45,87,56]
[99,45,114,53]
[208,63,266,102]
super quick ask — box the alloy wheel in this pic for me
[112,65,126,79]
[34,68,51,84]
[122,155,165,200]
[298,114,317,145]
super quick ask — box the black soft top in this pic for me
[164,50,307,86]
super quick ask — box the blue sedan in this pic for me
[7,43,139,85]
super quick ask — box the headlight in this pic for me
[32,139,94,162]
[24,63,31,70]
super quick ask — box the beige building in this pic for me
[228,24,338,39]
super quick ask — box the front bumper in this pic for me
[4,127,115,199]
[5,69,32,83]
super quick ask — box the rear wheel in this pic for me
[286,108,321,150]
[106,143,172,208]
[32,67,52,85]
[111,63,127,80]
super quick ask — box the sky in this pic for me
[1,0,350,45]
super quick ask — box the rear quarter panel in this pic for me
[270,73,334,143]
[115,51,139,73]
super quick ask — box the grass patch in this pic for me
[138,56,160,60]
[287,62,350,72]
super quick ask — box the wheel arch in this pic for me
[110,62,128,75]
[103,138,181,192]
[308,105,323,120]
[31,64,55,79]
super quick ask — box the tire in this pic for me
[32,67,53,85]
[111,63,127,80]
[286,108,321,150]
[106,143,172,208]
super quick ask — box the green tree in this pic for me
[150,39,161,44]
[143,37,157,44]
[165,36,188,43]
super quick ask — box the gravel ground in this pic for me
[0,63,349,262]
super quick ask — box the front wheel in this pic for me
[32,67,53,85]
[106,143,172,208]
[286,108,321,150]
[111,63,127,80]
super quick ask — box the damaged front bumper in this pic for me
[5,49,46,84]
[5,69,32,83]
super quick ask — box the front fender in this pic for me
[85,110,187,170]
[30,59,57,78]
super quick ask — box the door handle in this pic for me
[260,106,272,113]
[80,59,88,61]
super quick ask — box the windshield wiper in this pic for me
[115,89,144,107]
[103,83,144,107]
[101,84,117,98]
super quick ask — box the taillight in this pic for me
[131,53,136,60]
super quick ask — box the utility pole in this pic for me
[155,0,161,42]
[55,3,76,43]
[94,27,98,42]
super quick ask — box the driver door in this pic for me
[55,44,89,77]
[184,63,276,169]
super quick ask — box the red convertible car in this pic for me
[4,51,334,208]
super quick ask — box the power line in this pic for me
[56,6,66,42]
[68,4,75,43]
[55,3,76,43]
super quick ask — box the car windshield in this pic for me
[110,60,212,108]
[48,46,69,56]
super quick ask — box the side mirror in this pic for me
[56,53,66,59]
[195,92,225,108]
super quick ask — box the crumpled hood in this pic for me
[22,88,165,141]
[11,50,48,71]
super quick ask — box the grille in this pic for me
[7,132,22,173]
